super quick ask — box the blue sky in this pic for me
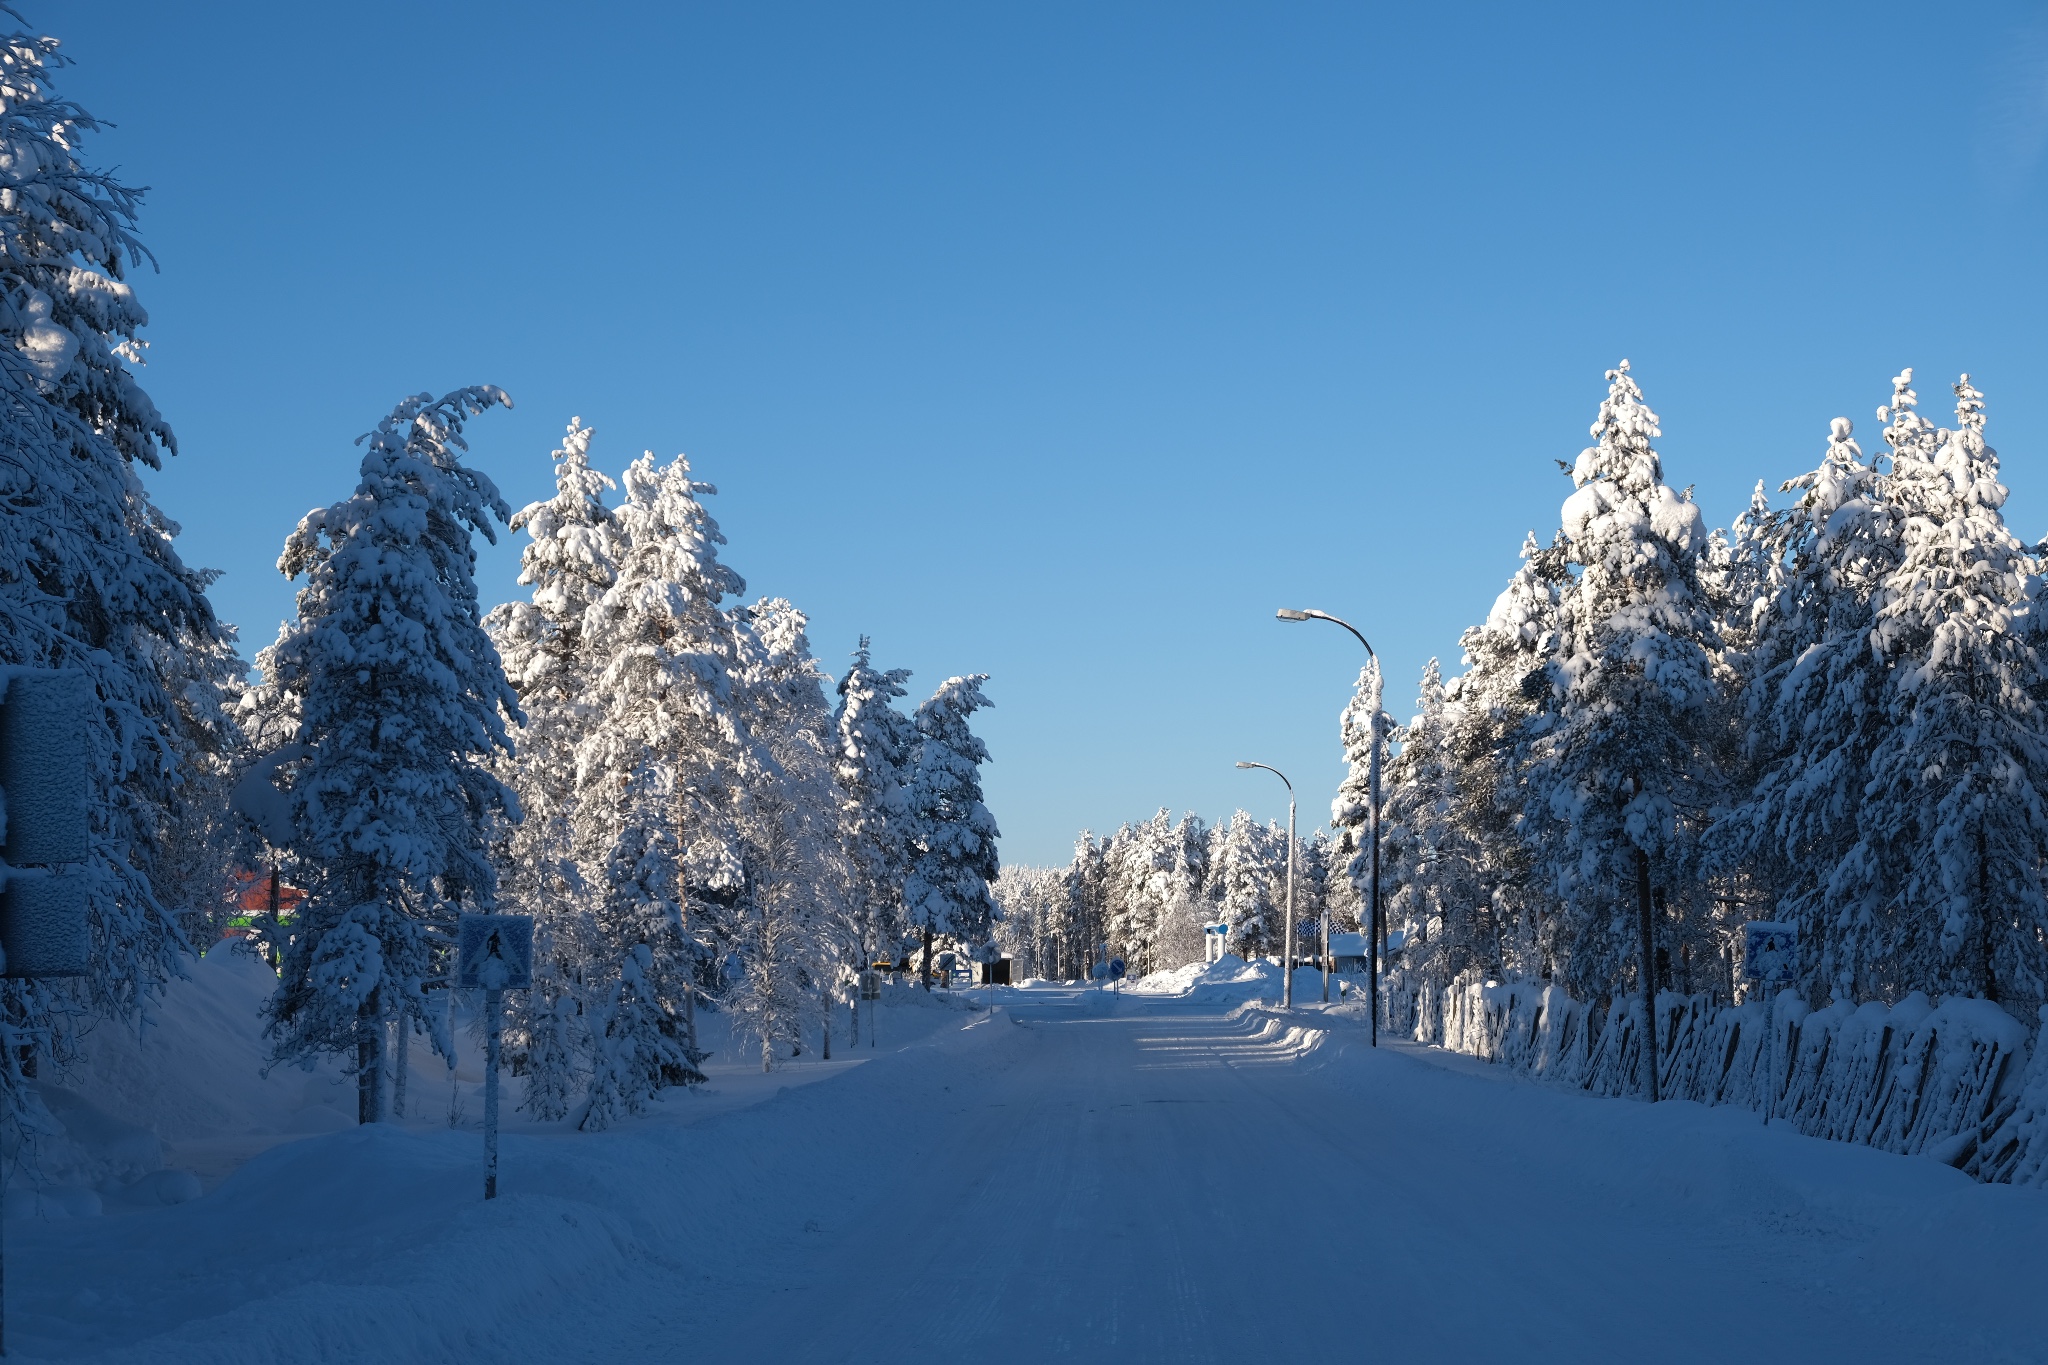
[58,1,2048,865]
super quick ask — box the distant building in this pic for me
[1328,932,1369,974]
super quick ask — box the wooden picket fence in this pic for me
[1387,973,2048,1185]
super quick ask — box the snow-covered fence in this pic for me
[1392,972,2048,1185]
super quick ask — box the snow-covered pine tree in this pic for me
[1214,811,1282,958]
[1064,831,1109,979]
[485,418,620,1118]
[992,864,1068,979]
[256,387,520,1124]
[572,449,753,1127]
[1381,658,1500,989]
[1450,531,1572,980]
[1106,811,1175,974]
[902,675,1000,985]
[726,598,850,1068]
[1527,361,1718,1002]
[1858,375,2048,1001]
[1153,813,1212,970]
[0,11,244,1112]
[833,639,918,970]
[1329,656,1388,968]
[1705,403,1902,1002]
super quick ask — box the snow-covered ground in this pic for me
[10,956,2045,1363]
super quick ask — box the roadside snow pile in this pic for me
[1384,974,2048,1185]
[13,941,356,1213]
[6,1000,1021,1364]
[1124,954,1268,998]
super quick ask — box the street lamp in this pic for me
[1235,761,1297,1009]
[1278,607,1384,1046]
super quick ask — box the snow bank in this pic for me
[1121,954,1302,1006]
[1386,973,2047,1184]
[7,997,1026,1363]
[13,941,357,1212]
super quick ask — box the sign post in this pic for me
[457,914,533,1200]
[1742,921,1799,1124]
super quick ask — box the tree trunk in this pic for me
[1977,824,1999,1001]
[921,926,934,991]
[390,1009,408,1118]
[358,987,384,1124]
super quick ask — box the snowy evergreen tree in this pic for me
[833,639,918,967]
[1105,812,1173,974]
[902,675,1000,984]
[0,11,243,1112]
[1213,811,1283,957]
[255,387,520,1123]
[725,598,850,1068]
[1381,658,1503,986]
[572,450,751,1127]
[1706,403,1900,1001]
[1152,813,1212,970]
[992,864,1069,979]
[1526,361,1718,998]
[1329,657,1389,965]
[1858,375,2048,1001]
[1444,531,1574,980]
[485,418,619,1118]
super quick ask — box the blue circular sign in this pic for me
[1108,958,1126,980]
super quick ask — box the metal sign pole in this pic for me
[456,914,532,1202]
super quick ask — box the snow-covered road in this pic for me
[641,986,2044,1364]
[18,981,2047,1363]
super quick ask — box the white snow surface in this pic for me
[10,968,2045,1363]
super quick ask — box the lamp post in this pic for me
[1235,761,1297,1009]
[1277,607,1383,1045]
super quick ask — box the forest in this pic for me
[1007,359,2048,1030]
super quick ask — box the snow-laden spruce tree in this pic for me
[484,418,619,1118]
[1526,361,1718,999]
[1106,813,1170,973]
[901,675,1000,985]
[1705,402,1902,1001]
[0,12,243,1112]
[1445,532,1572,979]
[725,598,850,1068]
[572,449,755,1127]
[1152,813,1212,970]
[1212,811,1282,958]
[1329,656,1388,965]
[992,864,1069,979]
[1380,658,1504,988]
[833,638,918,966]
[256,387,520,1124]
[1858,375,2048,1002]
[1063,831,1109,979]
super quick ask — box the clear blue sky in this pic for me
[57,1,2048,866]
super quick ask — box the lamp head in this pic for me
[1275,608,1311,621]
[1234,761,1254,769]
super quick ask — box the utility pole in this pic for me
[1368,706,1382,1047]
[1275,608,1384,1044]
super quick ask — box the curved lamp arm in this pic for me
[1234,760,1292,793]
[1276,608,1375,661]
